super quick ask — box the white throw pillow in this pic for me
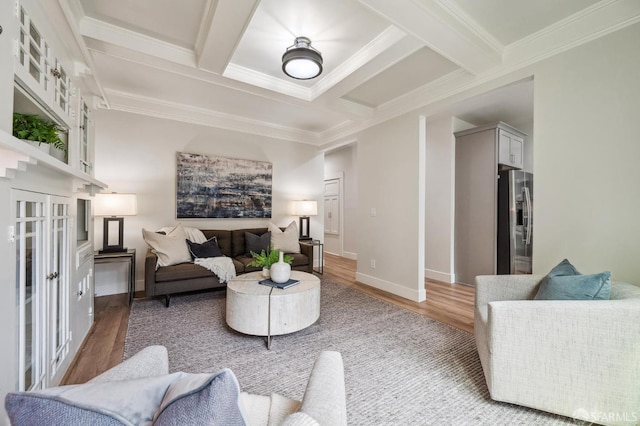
[269,221,300,254]
[142,224,191,268]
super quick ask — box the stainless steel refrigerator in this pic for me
[497,170,533,274]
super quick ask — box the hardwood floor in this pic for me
[62,253,474,384]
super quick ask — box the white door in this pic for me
[324,178,342,255]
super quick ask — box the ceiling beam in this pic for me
[195,0,260,75]
[357,0,502,74]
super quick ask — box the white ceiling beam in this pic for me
[103,89,323,145]
[80,16,196,67]
[357,0,502,74]
[195,0,260,74]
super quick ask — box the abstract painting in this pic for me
[176,152,272,218]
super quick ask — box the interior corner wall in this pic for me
[423,116,474,283]
[356,113,425,302]
[532,22,640,283]
[324,145,358,258]
[92,109,324,291]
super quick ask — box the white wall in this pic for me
[324,145,358,258]
[355,113,426,302]
[92,109,325,291]
[423,116,474,283]
[532,22,640,281]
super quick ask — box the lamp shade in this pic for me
[94,193,138,216]
[291,200,318,216]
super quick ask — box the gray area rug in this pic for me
[125,277,582,425]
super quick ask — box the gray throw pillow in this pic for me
[245,231,271,256]
[5,370,247,426]
[155,369,246,425]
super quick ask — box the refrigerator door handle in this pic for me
[524,186,532,245]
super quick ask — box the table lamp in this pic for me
[94,192,137,253]
[291,200,318,241]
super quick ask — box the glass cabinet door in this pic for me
[14,192,47,391]
[49,198,70,378]
[13,191,71,391]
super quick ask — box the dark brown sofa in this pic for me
[145,228,313,306]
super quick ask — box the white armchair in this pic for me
[474,274,640,426]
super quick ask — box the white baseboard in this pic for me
[424,268,455,283]
[342,251,357,260]
[355,272,426,302]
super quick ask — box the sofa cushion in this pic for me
[288,253,309,268]
[5,370,247,426]
[156,263,217,283]
[245,231,271,256]
[235,255,262,273]
[270,221,300,254]
[143,225,191,268]
[187,237,222,259]
[202,230,233,257]
[535,272,612,300]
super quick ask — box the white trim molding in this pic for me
[356,272,426,302]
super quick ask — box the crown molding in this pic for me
[504,0,640,69]
[80,16,196,67]
[103,89,324,145]
[223,63,314,101]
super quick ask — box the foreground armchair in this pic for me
[474,275,640,425]
[5,346,347,426]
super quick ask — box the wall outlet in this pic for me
[370,207,377,217]
[370,259,376,269]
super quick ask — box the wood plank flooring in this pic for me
[62,253,474,384]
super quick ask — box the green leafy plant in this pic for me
[247,246,293,269]
[12,113,67,154]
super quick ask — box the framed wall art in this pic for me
[176,152,272,218]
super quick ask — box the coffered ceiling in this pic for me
[56,0,639,146]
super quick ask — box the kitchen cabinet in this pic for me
[498,128,524,169]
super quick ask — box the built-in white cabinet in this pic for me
[14,5,74,127]
[498,128,524,169]
[13,190,71,391]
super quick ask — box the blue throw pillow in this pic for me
[186,237,222,259]
[534,259,611,300]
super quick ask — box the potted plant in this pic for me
[12,113,67,159]
[248,246,293,278]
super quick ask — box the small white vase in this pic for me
[262,267,270,279]
[270,252,291,284]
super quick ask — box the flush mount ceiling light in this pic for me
[282,36,323,80]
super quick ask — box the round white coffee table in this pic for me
[226,270,321,348]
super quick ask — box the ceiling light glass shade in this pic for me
[282,37,323,80]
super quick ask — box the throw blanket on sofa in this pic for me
[194,256,236,283]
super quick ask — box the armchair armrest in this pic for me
[88,346,169,384]
[298,242,314,274]
[145,249,158,297]
[475,274,544,309]
[297,351,347,426]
